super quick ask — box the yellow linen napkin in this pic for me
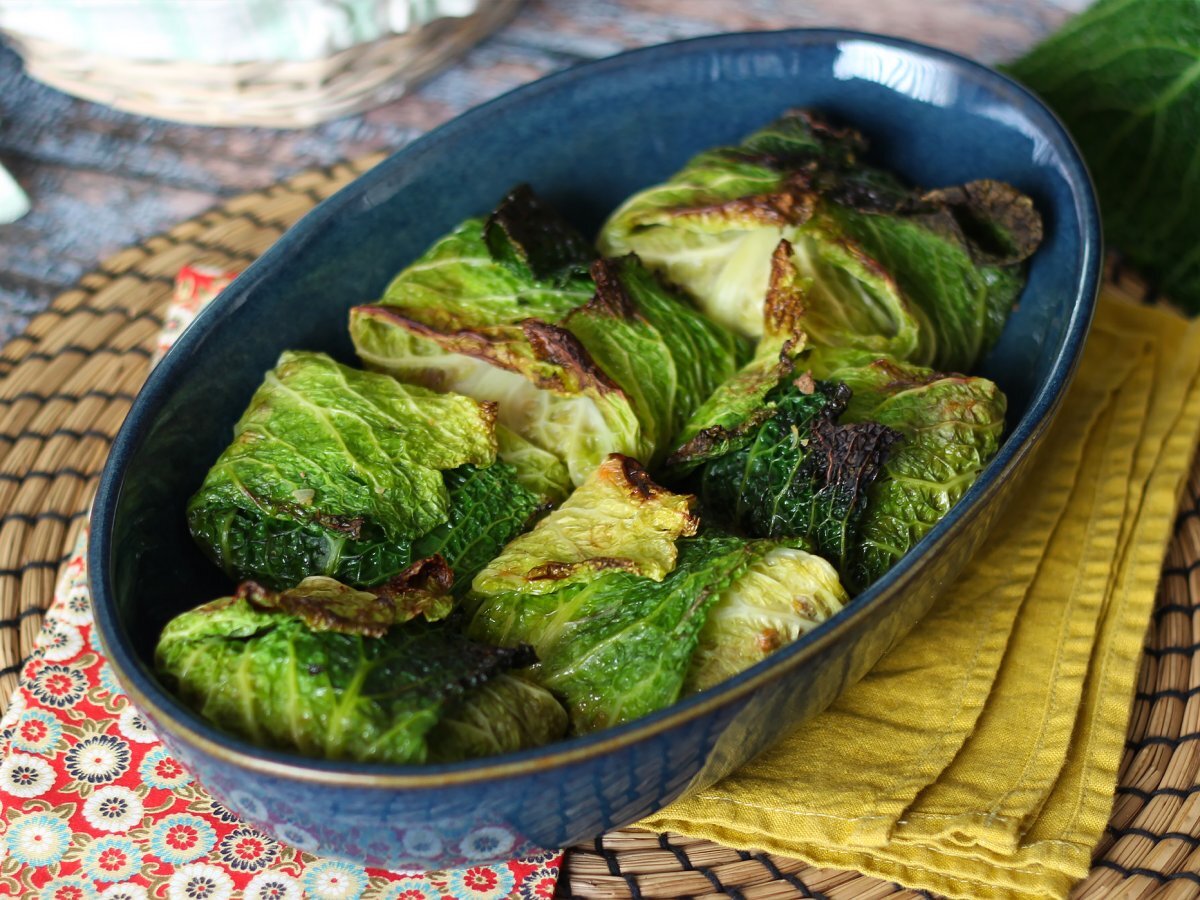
[642,291,1200,900]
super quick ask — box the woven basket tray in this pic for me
[1,2,521,128]
[0,160,1196,898]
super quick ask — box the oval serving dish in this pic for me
[90,29,1100,870]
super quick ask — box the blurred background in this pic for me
[0,0,1085,345]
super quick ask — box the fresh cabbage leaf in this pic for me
[155,594,562,764]
[473,454,699,596]
[1007,0,1200,311]
[187,351,538,589]
[599,110,1041,372]
[809,347,1005,590]
[683,546,848,694]
[351,186,744,485]
[468,532,783,733]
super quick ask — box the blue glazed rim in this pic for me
[90,28,1102,787]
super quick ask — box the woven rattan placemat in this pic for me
[1,161,1196,899]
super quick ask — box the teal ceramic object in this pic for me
[89,30,1100,869]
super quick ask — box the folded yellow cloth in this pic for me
[642,290,1200,900]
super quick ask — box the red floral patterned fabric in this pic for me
[0,266,563,900]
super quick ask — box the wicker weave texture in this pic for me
[0,162,1195,899]
[2,3,521,128]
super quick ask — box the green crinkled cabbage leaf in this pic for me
[1006,0,1200,312]
[377,192,595,330]
[155,594,566,764]
[683,546,848,694]
[564,255,749,462]
[680,343,1005,592]
[427,673,569,764]
[664,340,797,472]
[236,566,455,638]
[350,308,647,492]
[665,236,816,471]
[409,463,545,595]
[350,186,745,487]
[187,351,539,589]
[598,110,1041,372]
[494,425,574,501]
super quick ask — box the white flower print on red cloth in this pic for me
[0,753,55,798]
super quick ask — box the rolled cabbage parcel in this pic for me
[466,455,848,732]
[155,576,568,764]
[599,109,1042,373]
[186,350,543,590]
[664,237,1007,593]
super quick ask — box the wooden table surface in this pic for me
[0,0,1083,346]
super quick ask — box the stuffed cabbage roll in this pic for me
[673,350,1003,592]
[692,379,902,580]
[466,455,847,733]
[684,546,847,694]
[808,347,1005,589]
[350,186,746,489]
[666,235,1006,592]
[187,350,542,590]
[598,109,1042,372]
[155,575,567,764]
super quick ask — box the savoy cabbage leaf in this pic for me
[467,455,846,731]
[685,345,1004,592]
[697,379,901,576]
[473,454,699,596]
[1007,0,1200,311]
[468,532,783,734]
[377,184,595,330]
[564,255,747,465]
[427,673,569,764]
[236,561,454,638]
[351,306,648,490]
[494,424,574,501]
[665,237,815,471]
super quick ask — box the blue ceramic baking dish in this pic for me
[90,29,1100,869]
